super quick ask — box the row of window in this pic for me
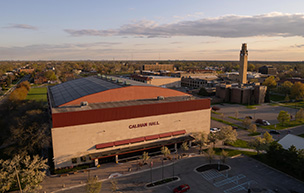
[71,156,91,164]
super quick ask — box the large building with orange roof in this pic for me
[48,75,210,169]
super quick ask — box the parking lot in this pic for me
[61,155,304,193]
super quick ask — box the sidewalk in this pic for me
[40,148,201,193]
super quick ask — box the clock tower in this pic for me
[239,43,248,85]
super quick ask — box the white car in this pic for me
[210,128,220,133]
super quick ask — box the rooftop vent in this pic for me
[157,96,165,100]
[80,101,89,106]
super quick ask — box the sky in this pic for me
[0,0,303,61]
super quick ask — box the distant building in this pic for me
[215,43,267,104]
[18,68,35,74]
[258,65,277,75]
[130,74,181,87]
[278,134,304,150]
[142,63,174,71]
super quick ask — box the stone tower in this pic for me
[239,43,248,84]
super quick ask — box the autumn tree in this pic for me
[161,146,171,158]
[242,118,252,129]
[262,76,277,88]
[141,152,150,164]
[17,81,31,91]
[0,154,48,192]
[295,108,304,121]
[86,176,102,193]
[248,124,257,134]
[263,132,274,144]
[181,142,189,151]
[249,136,266,154]
[217,126,237,144]
[208,133,218,148]
[291,82,304,99]
[220,149,229,163]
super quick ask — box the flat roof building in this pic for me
[48,76,210,169]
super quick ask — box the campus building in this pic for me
[48,76,211,169]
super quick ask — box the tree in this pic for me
[248,124,257,134]
[208,133,218,148]
[263,132,274,144]
[248,63,256,71]
[86,176,102,193]
[291,82,304,99]
[181,142,189,151]
[161,146,171,158]
[262,76,277,88]
[295,108,304,121]
[17,81,31,91]
[141,152,150,164]
[249,136,266,154]
[242,118,252,129]
[110,179,117,192]
[205,147,215,164]
[218,126,237,144]
[194,132,207,154]
[277,110,290,125]
[0,154,48,192]
[279,81,293,95]
[198,87,209,96]
[284,94,290,102]
[220,149,229,163]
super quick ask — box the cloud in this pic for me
[291,44,304,48]
[65,12,304,38]
[4,24,38,30]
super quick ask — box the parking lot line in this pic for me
[214,174,246,187]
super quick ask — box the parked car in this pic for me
[245,116,253,119]
[210,128,220,133]
[269,130,280,134]
[255,119,270,126]
[174,184,190,193]
[212,106,220,111]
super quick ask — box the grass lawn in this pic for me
[225,139,250,148]
[246,105,257,109]
[248,132,261,136]
[261,120,304,130]
[228,116,243,121]
[270,93,285,102]
[213,148,257,157]
[26,87,47,101]
[280,101,304,109]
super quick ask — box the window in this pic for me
[81,156,87,162]
[71,158,77,164]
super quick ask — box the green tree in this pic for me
[263,132,274,144]
[86,176,102,193]
[218,126,237,144]
[295,108,304,121]
[205,147,215,164]
[248,63,256,71]
[284,94,290,102]
[277,110,290,125]
[291,82,304,99]
[249,136,266,154]
[0,154,48,192]
[248,124,257,134]
[263,76,277,88]
[198,87,209,96]
[279,81,293,95]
